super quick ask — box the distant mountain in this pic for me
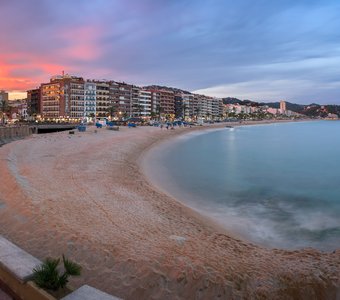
[143,85,191,94]
[261,101,305,113]
[222,97,260,107]
[223,97,340,117]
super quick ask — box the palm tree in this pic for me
[181,103,188,120]
[156,104,163,121]
[195,107,201,120]
[106,105,116,119]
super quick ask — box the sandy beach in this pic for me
[0,122,339,299]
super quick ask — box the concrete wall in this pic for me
[0,236,122,300]
[0,126,32,146]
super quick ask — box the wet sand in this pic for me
[0,122,339,299]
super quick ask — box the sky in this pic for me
[1,0,340,104]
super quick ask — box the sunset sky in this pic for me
[1,0,340,103]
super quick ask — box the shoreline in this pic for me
[0,121,339,299]
[139,119,337,251]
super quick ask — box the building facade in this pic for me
[110,82,132,118]
[137,90,152,117]
[27,88,41,116]
[147,89,175,118]
[95,81,110,118]
[84,81,96,118]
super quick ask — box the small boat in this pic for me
[225,125,234,128]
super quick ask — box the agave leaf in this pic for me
[33,258,61,290]
[58,272,69,289]
[62,254,82,276]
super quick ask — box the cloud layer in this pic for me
[1,0,340,103]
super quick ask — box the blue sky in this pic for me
[1,0,340,103]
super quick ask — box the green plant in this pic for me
[33,255,81,291]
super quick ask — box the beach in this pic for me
[0,123,339,299]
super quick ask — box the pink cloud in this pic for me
[0,24,107,94]
[58,25,103,61]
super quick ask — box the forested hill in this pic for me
[222,97,340,117]
[143,85,191,95]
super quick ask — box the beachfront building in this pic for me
[174,93,193,119]
[31,74,237,121]
[69,77,85,119]
[137,90,152,117]
[131,86,140,118]
[40,80,63,118]
[95,81,110,118]
[146,89,175,119]
[40,75,86,119]
[27,88,41,117]
[110,82,133,118]
[174,93,223,120]
[84,81,96,119]
[191,95,223,120]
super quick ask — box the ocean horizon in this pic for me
[144,121,340,251]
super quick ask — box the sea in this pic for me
[145,121,340,251]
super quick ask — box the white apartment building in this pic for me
[138,90,152,117]
[84,81,96,118]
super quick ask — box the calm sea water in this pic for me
[147,121,340,251]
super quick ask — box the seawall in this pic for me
[0,126,32,147]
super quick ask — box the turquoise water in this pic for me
[148,121,340,251]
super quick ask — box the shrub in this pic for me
[33,255,81,291]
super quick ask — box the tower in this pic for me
[280,100,286,112]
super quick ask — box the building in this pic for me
[40,74,86,119]
[131,86,140,117]
[29,73,282,122]
[137,90,152,117]
[110,82,133,118]
[280,100,287,113]
[40,80,63,118]
[27,88,41,116]
[146,89,175,118]
[8,99,28,120]
[0,90,9,103]
[94,81,110,118]
[84,81,96,119]
[68,77,85,119]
